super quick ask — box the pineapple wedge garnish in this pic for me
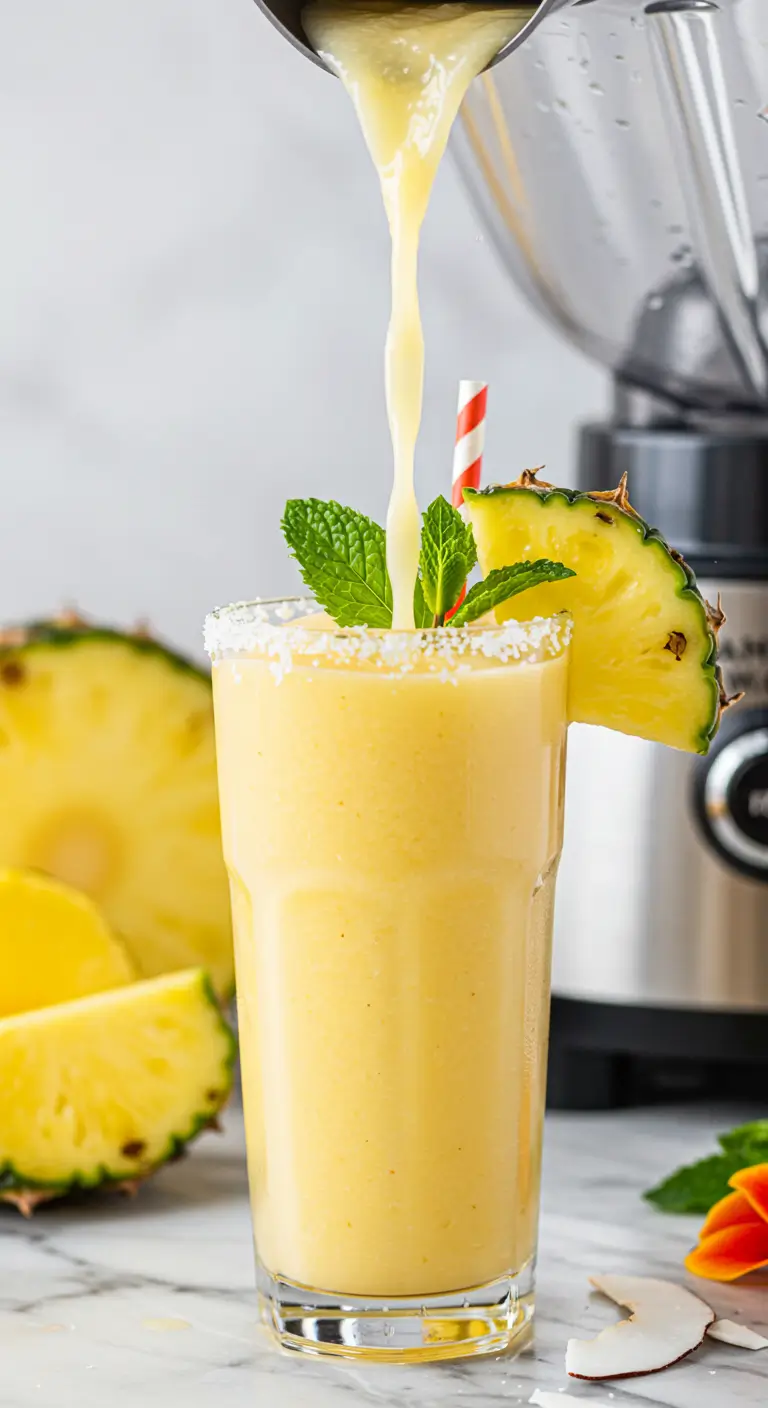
[465,472,733,754]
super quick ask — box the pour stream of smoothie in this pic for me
[303,3,535,627]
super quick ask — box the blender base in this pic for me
[548,995,768,1111]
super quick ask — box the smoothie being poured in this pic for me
[303,3,536,627]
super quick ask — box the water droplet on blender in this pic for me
[555,98,569,112]
[759,108,768,124]
[630,70,643,84]
[588,82,604,96]
[579,57,590,70]
[647,295,665,311]
[536,99,551,113]
[670,243,693,266]
[462,1298,470,1309]
[650,198,663,209]
[615,54,625,62]
[667,224,684,235]
[615,118,631,129]
[734,97,747,107]
[534,58,545,70]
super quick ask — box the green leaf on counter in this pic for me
[644,1120,768,1215]
[643,1153,745,1215]
[718,1121,768,1163]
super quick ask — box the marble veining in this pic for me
[1,1106,767,1407]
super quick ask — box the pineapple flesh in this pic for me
[0,868,134,1019]
[0,968,234,1210]
[0,621,233,995]
[465,474,726,754]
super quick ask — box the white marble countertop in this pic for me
[2,1106,767,1408]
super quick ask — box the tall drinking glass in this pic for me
[205,599,570,1362]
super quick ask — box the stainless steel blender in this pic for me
[452,0,768,1105]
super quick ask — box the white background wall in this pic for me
[0,0,605,659]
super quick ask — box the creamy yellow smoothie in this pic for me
[207,601,570,1301]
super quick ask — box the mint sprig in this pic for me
[449,561,576,628]
[281,499,392,629]
[419,496,477,625]
[644,1120,768,1215]
[281,495,575,629]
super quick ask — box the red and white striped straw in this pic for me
[451,380,487,514]
[446,380,487,621]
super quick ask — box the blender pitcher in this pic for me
[453,0,768,412]
[453,0,768,1106]
[253,0,581,72]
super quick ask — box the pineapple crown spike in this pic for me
[511,467,637,517]
[706,593,726,636]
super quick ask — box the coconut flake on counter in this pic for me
[566,1274,714,1381]
[707,1318,768,1350]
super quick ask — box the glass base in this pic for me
[257,1260,535,1363]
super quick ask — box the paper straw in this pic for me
[446,381,486,620]
[452,380,487,512]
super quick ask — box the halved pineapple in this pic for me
[0,618,233,994]
[465,474,726,754]
[0,968,234,1212]
[0,868,134,1019]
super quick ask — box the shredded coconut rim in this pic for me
[205,597,571,678]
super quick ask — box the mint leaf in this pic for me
[643,1153,744,1215]
[413,575,433,629]
[449,560,575,627]
[281,499,392,628]
[420,497,477,624]
[644,1121,768,1215]
[718,1121,768,1162]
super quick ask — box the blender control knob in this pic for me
[694,708,768,882]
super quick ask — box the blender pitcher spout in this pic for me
[251,0,585,75]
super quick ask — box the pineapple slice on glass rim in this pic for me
[464,471,736,755]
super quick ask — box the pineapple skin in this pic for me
[0,616,207,684]
[465,476,727,755]
[0,970,236,1214]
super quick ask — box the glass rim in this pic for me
[204,596,572,671]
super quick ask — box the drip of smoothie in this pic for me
[303,3,535,628]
